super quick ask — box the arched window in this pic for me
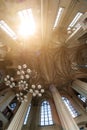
[40,100,53,126]
[23,104,31,125]
[9,97,18,111]
[78,94,87,103]
[9,102,16,111]
[62,97,79,118]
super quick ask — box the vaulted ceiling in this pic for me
[0,0,87,91]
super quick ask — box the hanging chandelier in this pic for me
[4,64,45,102]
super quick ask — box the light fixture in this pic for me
[53,7,64,29]
[4,64,45,102]
[67,12,83,34]
[0,20,17,39]
[18,8,36,37]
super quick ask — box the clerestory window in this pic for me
[23,104,31,125]
[78,94,87,103]
[62,97,79,118]
[40,100,53,126]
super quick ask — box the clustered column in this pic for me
[50,85,79,130]
[0,89,15,111]
[7,93,32,130]
[72,79,87,98]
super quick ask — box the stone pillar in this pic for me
[7,93,32,130]
[72,79,87,98]
[29,105,38,130]
[0,89,15,111]
[50,85,79,130]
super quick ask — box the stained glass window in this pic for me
[24,104,31,125]
[62,97,79,118]
[78,94,87,103]
[40,100,53,126]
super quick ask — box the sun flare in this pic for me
[18,9,36,38]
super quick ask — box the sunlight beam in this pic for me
[18,9,36,38]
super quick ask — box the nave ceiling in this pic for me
[0,0,87,91]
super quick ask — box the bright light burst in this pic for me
[18,9,36,37]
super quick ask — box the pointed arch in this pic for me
[40,100,53,126]
[62,97,79,118]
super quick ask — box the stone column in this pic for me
[50,85,79,130]
[0,89,15,111]
[72,79,87,98]
[7,93,32,130]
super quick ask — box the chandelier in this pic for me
[4,64,45,102]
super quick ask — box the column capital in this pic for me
[49,84,56,92]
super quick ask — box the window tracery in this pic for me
[40,100,53,126]
[62,97,79,118]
